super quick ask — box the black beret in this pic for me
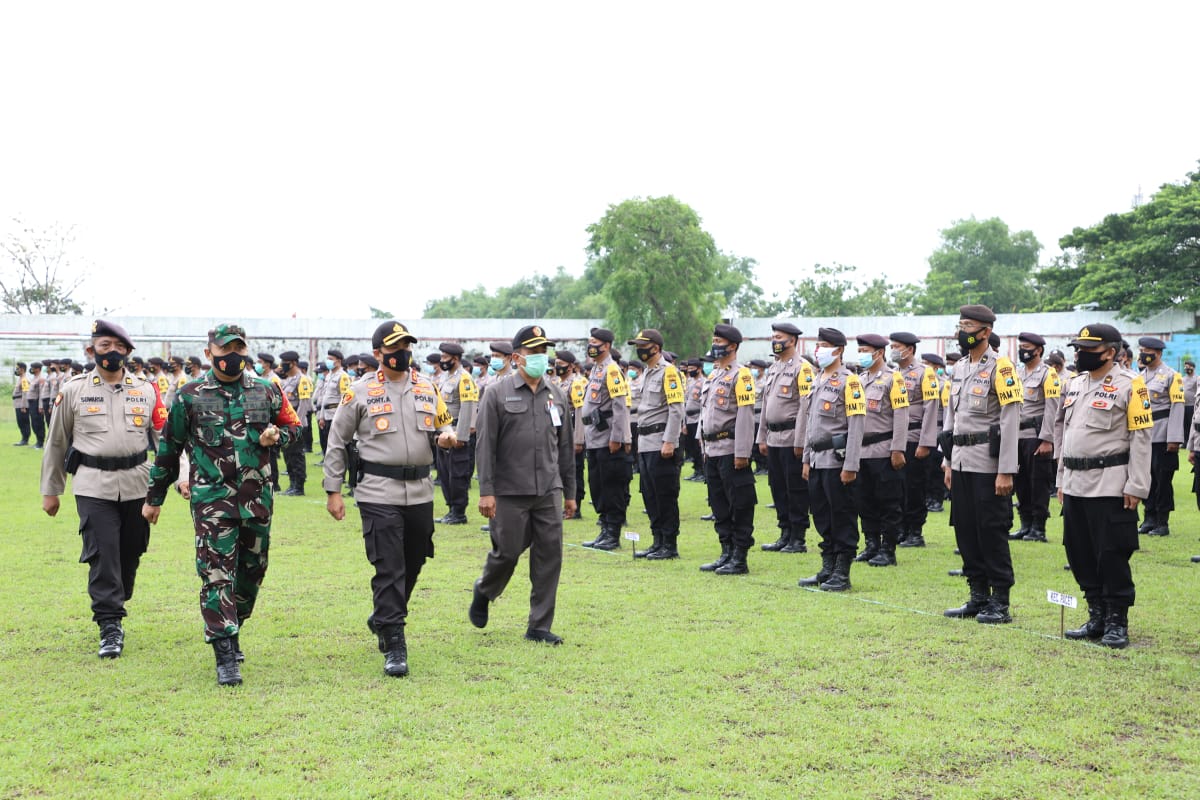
[959,304,997,324]
[91,319,135,351]
[1185,360,1196,367]
[15,361,26,368]
[700,354,715,363]
[58,358,71,366]
[315,362,328,373]
[327,349,345,361]
[889,332,920,346]
[1137,336,1166,350]
[425,353,442,364]
[945,352,962,363]
[513,325,554,350]
[771,322,803,336]
[610,349,622,361]
[856,334,889,349]
[71,362,83,372]
[343,355,361,367]
[187,356,202,367]
[663,351,676,363]
[29,361,42,369]
[921,353,945,367]
[988,333,1000,348]
[298,360,309,369]
[129,356,145,367]
[590,327,615,344]
[84,362,95,371]
[279,350,300,362]
[148,357,165,367]
[748,359,769,369]
[713,323,743,344]
[439,342,464,357]
[1017,332,1045,347]
[489,341,514,356]
[556,350,577,364]
[360,355,379,369]
[817,327,847,347]
[628,329,665,348]
[373,321,418,349]
[257,352,276,365]
[472,355,489,366]
[41,359,55,367]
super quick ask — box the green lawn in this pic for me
[1,433,1198,799]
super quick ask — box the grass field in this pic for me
[2,426,1199,799]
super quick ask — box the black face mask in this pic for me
[958,329,984,352]
[212,354,246,378]
[1075,350,1111,373]
[96,351,127,373]
[1138,352,1155,367]
[440,360,454,372]
[771,340,787,355]
[636,347,655,363]
[554,365,569,377]
[710,344,729,360]
[381,349,412,373]
[281,361,295,375]
[586,344,602,360]
[1017,348,1036,364]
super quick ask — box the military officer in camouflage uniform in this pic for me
[1136,336,1185,537]
[1009,332,1062,543]
[324,321,456,677]
[41,320,167,658]
[696,323,757,575]
[626,330,685,560]
[578,327,632,551]
[434,342,478,525]
[1056,324,1152,648]
[798,328,865,592]
[942,305,1023,624]
[889,333,939,547]
[144,324,301,687]
[850,334,910,569]
[278,350,308,496]
[757,322,814,554]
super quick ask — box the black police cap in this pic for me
[889,332,920,346]
[1137,336,1167,350]
[713,323,743,344]
[513,325,554,350]
[817,327,847,347]
[856,333,889,350]
[627,329,664,348]
[771,322,802,336]
[279,350,300,362]
[187,356,202,367]
[1018,332,1046,347]
[439,342,465,357]
[590,327,615,344]
[1069,324,1123,348]
[298,360,309,369]
[373,321,418,349]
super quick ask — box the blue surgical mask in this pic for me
[490,357,505,372]
[487,366,497,376]
[325,359,335,370]
[815,347,838,369]
[254,364,265,375]
[702,362,714,376]
[937,367,945,376]
[423,364,436,375]
[856,352,875,370]
[522,353,549,378]
[627,369,638,381]
[472,366,482,378]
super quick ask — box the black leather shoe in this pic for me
[761,534,788,552]
[480,524,490,533]
[98,621,124,659]
[779,538,808,554]
[1146,525,1170,537]
[525,629,563,645]
[947,569,963,576]
[699,546,732,572]
[442,514,469,525]
[1137,518,1157,534]
[700,513,715,521]
[1191,556,1200,563]
[382,626,409,676]
[897,533,925,548]
[13,440,28,446]
[926,500,944,513]
[976,596,1013,625]
[469,581,489,629]
[945,582,989,618]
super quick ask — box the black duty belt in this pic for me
[1151,409,1170,421]
[861,431,894,446]
[323,402,340,410]
[810,433,848,453]
[78,451,148,471]
[637,422,667,435]
[1019,415,1044,430]
[766,419,797,432]
[702,430,733,442]
[361,461,431,481]
[1062,452,1130,471]
[582,409,613,426]
[953,430,994,447]
[908,420,924,430]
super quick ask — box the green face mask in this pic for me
[522,353,549,378]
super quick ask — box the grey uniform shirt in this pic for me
[30,373,46,403]
[698,362,756,460]
[755,352,814,449]
[684,373,703,423]
[317,367,351,422]
[943,352,1022,475]
[1017,361,1063,446]
[580,355,632,450]
[635,360,684,452]
[858,365,910,459]
[41,370,160,501]
[1139,363,1185,445]
[803,364,865,472]
[476,371,575,499]
[323,370,451,505]
[439,365,478,440]
[1055,363,1152,499]
[13,372,26,407]
[1182,373,1197,407]
[899,361,940,448]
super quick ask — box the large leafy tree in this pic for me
[585,196,722,355]
[919,217,1040,314]
[1058,165,1200,320]
[422,267,609,319]
[782,263,919,317]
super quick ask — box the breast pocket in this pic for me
[504,400,529,414]
[194,413,226,446]
[76,404,109,433]
[966,395,987,414]
[1085,408,1116,431]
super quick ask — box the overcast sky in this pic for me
[3,2,1197,322]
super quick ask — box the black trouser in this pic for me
[926,444,947,502]
[639,449,682,535]
[268,445,281,488]
[437,441,473,514]
[808,467,858,556]
[765,445,809,533]
[751,422,767,471]
[574,446,585,505]
[856,456,904,538]
[950,470,1014,589]
[283,435,307,488]
[27,400,44,446]
[1144,441,1178,520]
[684,421,702,471]
[15,404,30,442]
[1062,495,1137,607]
[586,447,632,528]
[1014,437,1054,525]
[303,413,314,451]
[357,501,434,628]
[1184,405,1194,440]
[75,495,151,622]
[704,453,756,549]
[319,419,330,455]
[900,440,932,531]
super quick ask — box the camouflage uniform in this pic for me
[147,358,301,642]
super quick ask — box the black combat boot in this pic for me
[819,553,852,592]
[869,532,898,567]
[1009,516,1032,540]
[898,527,925,548]
[1064,603,1105,640]
[231,633,244,663]
[381,625,409,676]
[798,552,836,587]
[212,638,243,687]
[469,580,489,628]
[1137,515,1157,534]
[761,529,789,552]
[591,526,621,551]
[635,531,662,558]
[780,527,808,553]
[944,579,989,618]
[976,586,1013,624]
[714,546,749,575]
[1100,606,1129,649]
[1148,512,1170,537]
[854,534,881,563]
[699,544,732,572]
[646,532,679,560]
[1023,523,1048,543]
[97,619,124,659]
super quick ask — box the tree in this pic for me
[713,253,782,317]
[421,267,610,319]
[586,196,722,356]
[1,218,85,314]
[369,306,394,319]
[1057,164,1200,320]
[918,217,1041,314]
[781,263,920,317]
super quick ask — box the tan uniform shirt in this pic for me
[317,367,352,422]
[698,362,756,459]
[439,365,478,440]
[635,360,684,452]
[1182,373,1197,407]
[684,372,703,423]
[943,352,1022,475]
[858,364,910,459]
[1055,363,1152,498]
[1139,363,1185,444]
[30,372,46,403]
[476,371,575,498]
[899,361,940,448]
[323,370,452,505]
[803,364,865,471]
[1017,361,1063,447]
[755,352,814,448]
[13,372,28,407]
[580,355,631,449]
[41,370,162,501]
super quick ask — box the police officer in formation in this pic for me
[316,349,351,461]
[1135,336,1185,537]
[1010,332,1062,543]
[921,352,951,513]
[278,350,309,496]
[434,342,479,525]
[324,321,456,677]
[26,360,47,448]
[757,322,814,554]
[1182,360,1196,435]
[888,332,940,547]
[13,361,30,445]
[942,305,1023,625]
[555,349,588,518]
[578,327,632,551]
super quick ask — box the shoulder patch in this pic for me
[845,374,866,416]
[1128,376,1154,431]
[1169,370,1184,403]
[341,389,355,405]
[797,360,815,397]
[606,363,629,398]
[459,371,479,402]
[735,366,756,407]
[920,366,938,402]
[993,356,1023,406]
[663,365,684,404]
[1043,368,1062,399]
[889,369,910,409]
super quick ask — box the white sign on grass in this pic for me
[623,531,641,542]
[1046,590,1078,609]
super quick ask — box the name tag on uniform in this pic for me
[548,401,562,426]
